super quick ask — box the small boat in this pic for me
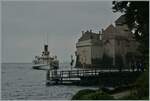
[32,44,59,70]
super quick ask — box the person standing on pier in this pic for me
[70,55,74,71]
[136,60,144,72]
[139,60,144,72]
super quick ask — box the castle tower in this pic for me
[76,30,103,68]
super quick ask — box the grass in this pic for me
[72,89,115,100]
[81,91,115,100]
[71,89,96,100]
[72,70,149,100]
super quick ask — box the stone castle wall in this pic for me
[75,15,140,68]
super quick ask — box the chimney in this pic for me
[86,30,89,33]
[99,31,102,40]
[44,45,48,52]
[99,31,101,34]
[101,28,104,33]
[90,29,92,33]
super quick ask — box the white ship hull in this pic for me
[32,64,50,70]
[32,44,59,70]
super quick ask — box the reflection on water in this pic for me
[2,63,98,100]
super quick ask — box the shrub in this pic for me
[134,70,149,99]
[119,69,149,100]
[119,94,139,100]
[81,91,115,100]
[72,90,115,100]
[71,89,95,100]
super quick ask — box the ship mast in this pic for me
[43,33,50,64]
[47,32,48,46]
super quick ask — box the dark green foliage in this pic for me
[72,90,115,100]
[112,1,149,64]
[134,70,149,99]
[118,70,149,100]
[71,89,95,100]
[112,2,149,99]
[119,94,139,100]
[81,91,115,100]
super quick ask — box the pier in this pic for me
[46,69,143,86]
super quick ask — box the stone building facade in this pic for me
[75,15,140,68]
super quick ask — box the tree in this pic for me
[112,1,149,64]
[112,2,149,99]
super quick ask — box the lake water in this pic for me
[1,63,98,100]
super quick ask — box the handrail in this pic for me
[49,69,137,80]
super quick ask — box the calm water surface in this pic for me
[2,63,98,100]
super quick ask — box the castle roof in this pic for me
[115,14,126,25]
[78,30,100,42]
[103,24,116,34]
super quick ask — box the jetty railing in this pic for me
[46,68,144,85]
[49,69,113,81]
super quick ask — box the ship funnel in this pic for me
[44,45,48,52]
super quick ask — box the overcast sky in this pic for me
[2,1,122,63]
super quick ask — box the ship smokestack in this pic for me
[44,45,48,52]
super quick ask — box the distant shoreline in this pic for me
[1,62,32,64]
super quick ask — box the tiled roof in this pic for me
[103,24,116,34]
[115,14,126,25]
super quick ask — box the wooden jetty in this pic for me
[46,69,143,86]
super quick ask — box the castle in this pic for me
[75,15,140,69]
